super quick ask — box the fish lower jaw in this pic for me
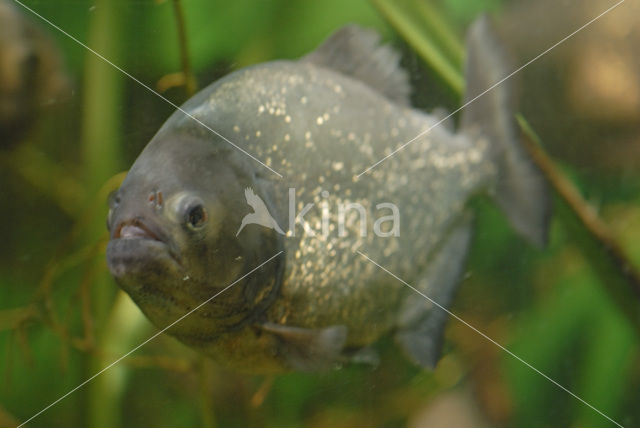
[106,238,182,280]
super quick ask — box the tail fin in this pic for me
[461,16,550,247]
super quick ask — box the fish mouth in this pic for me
[108,217,182,273]
[114,219,162,241]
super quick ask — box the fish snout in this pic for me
[107,189,169,238]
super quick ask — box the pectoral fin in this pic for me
[260,322,347,371]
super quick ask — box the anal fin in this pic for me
[395,214,473,369]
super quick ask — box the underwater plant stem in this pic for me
[172,0,197,96]
[82,6,122,197]
[32,173,123,340]
[0,405,21,427]
[81,0,126,426]
[199,358,217,428]
[411,0,464,67]
[89,293,151,428]
[518,117,640,297]
[250,376,275,408]
[371,0,464,94]
[1,144,86,216]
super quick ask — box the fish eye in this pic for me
[185,203,207,230]
[108,191,121,208]
[106,191,120,231]
[106,208,113,231]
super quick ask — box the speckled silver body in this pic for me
[169,60,496,347]
[107,20,547,373]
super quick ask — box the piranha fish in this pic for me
[106,17,549,373]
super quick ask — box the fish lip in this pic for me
[111,217,182,265]
[114,218,162,241]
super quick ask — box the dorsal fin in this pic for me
[302,25,411,106]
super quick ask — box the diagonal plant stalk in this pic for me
[371,0,464,94]
[371,0,640,326]
[411,0,464,68]
[518,119,640,333]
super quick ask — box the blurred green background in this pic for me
[0,0,639,427]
